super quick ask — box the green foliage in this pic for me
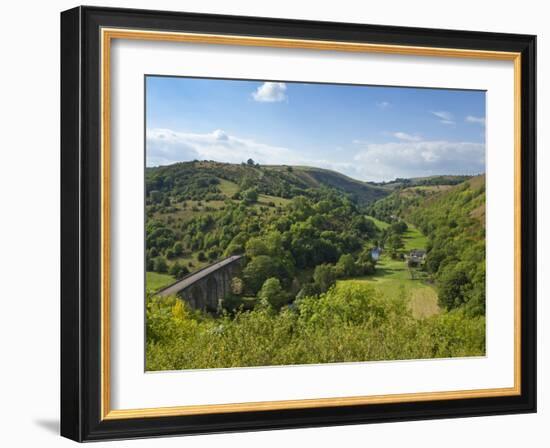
[243,255,290,294]
[335,254,358,277]
[240,187,259,204]
[258,278,288,310]
[387,233,404,256]
[145,160,387,211]
[313,264,336,293]
[146,283,485,370]
[438,266,470,309]
[173,241,183,256]
[144,161,486,370]
[153,256,168,273]
[408,177,486,315]
[145,271,175,292]
[390,220,408,234]
[169,261,189,279]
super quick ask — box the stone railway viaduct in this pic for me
[158,255,245,312]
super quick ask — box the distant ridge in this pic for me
[146,160,389,206]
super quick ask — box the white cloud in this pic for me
[252,82,287,102]
[147,128,360,177]
[146,128,302,167]
[211,129,229,140]
[393,132,421,142]
[376,101,391,108]
[352,139,485,182]
[147,128,485,183]
[466,115,486,125]
[431,110,455,125]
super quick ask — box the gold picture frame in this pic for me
[61,6,536,441]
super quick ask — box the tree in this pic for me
[390,220,408,234]
[439,266,471,310]
[224,242,244,256]
[169,261,189,279]
[387,233,404,257]
[245,237,269,257]
[153,256,168,273]
[335,254,357,278]
[165,248,175,259]
[258,278,287,309]
[207,248,219,261]
[149,190,162,204]
[173,241,184,256]
[351,216,378,238]
[313,264,336,293]
[242,255,280,293]
[296,282,319,300]
[246,158,255,166]
[240,188,258,204]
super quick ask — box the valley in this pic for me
[145,160,486,370]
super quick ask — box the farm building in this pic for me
[407,249,426,267]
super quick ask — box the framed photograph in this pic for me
[61,6,536,441]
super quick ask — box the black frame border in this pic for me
[61,6,536,442]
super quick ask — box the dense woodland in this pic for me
[145,160,486,370]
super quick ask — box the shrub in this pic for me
[153,256,168,273]
[335,254,357,278]
[145,283,485,371]
[258,277,287,310]
[313,264,336,293]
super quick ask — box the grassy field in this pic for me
[365,215,390,230]
[218,178,239,196]
[339,222,438,319]
[339,256,439,319]
[146,271,175,292]
[172,253,210,272]
[257,194,291,207]
[402,224,428,251]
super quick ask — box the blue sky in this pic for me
[146,76,486,182]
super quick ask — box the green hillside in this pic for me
[146,160,388,206]
[408,175,486,315]
[371,174,474,190]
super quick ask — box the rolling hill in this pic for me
[145,160,389,206]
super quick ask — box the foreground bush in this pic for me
[146,282,485,371]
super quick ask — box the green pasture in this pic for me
[146,271,175,293]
